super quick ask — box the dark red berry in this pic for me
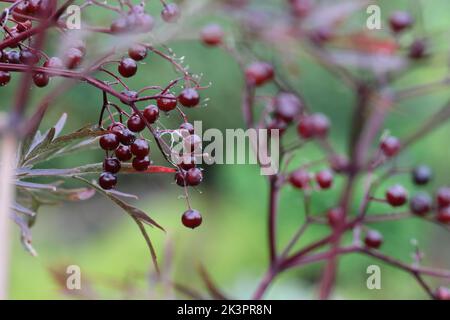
[19,49,39,65]
[316,170,333,189]
[161,3,180,23]
[386,184,408,207]
[274,92,302,122]
[16,20,32,32]
[128,44,147,61]
[0,71,11,86]
[380,136,401,157]
[178,88,200,107]
[410,192,432,216]
[44,57,63,69]
[200,24,224,46]
[118,128,136,145]
[118,58,137,78]
[179,122,195,134]
[186,168,203,186]
[297,113,329,139]
[64,48,83,69]
[175,171,186,186]
[32,72,49,87]
[157,92,177,111]
[110,17,129,33]
[289,169,311,189]
[435,287,450,300]
[409,39,428,60]
[178,155,196,170]
[115,145,133,161]
[437,207,450,224]
[329,154,349,173]
[181,209,202,229]
[436,187,450,208]
[99,133,120,150]
[130,138,149,158]
[364,230,383,249]
[327,207,344,228]
[132,156,150,171]
[412,165,432,185]
[245,61,274,86]
[103,157,121,174]
[127,114,146,132]
[12,1,29,22]
[143,105,159,123]
[98,172,117,190]
[389,11,413,33]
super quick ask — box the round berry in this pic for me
[132,156,150,171]
[108,122,125,134]
[409,39,428,60]
[177,155,196,170]
[186,168,203,186]
[5,50,20,64]
[130,139,149,158]
[143,105,159,123]
[178,88,200,108]
[44,57,63,69]
[410,192,432,216]
[157,92,177,111]
[110,17,129,33]
[329,154,349,173]
[245,62,274,86]
[310,113,330,138]
[179,122,195,135]
[118,128,136,145]
[128,44,147,61]
[161,3,180,23]
[289,169,311,189]
[386,184,408,207]
[437,207,450,224]
[389,11,413,33]
[435,287,450,300]
[297,116,315,139]
[327,207,344,228]
[19,49,39,65]
[412,165,432,185]
[274,92,302,122]
[118,58,137,78]
[0,71,11,86]
[16,20,32,32]
[200,24,224,46]
[437,187,450,208]
[175,171,186,187]
[364,230,383,249]
[64,47,83,69]
[380,136,401,157]
[98,172,117,190]
[12,1,29,22]
[99,133,120,150]
[32,72,49,87]
[134,14,155,32]
[115,145,133,161]
[127,114,146,132]
[103,157,121,174]
[316,170,333,189]
[181,209,202,229]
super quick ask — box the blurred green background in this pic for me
[2,0,450,299]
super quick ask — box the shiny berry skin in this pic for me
[178,88,200,107]
[436,187,450,208]
[108,122,125,134]
[364,230,383,249]
[186,168,203,186]
[179,122,195,134]
[297,113,330,139]
[161,3,180,23]
[245,62,274,86]
[412,165,432,185]
[119,128,136,146]
[5,50,20,64]
[389,11,413,33]
[130,139,149,158]
[179,155,196,170]
[103,157,121,174]
[409,39,428,60]
[143,105,159,123]
[329,154,349,173]
[435,287,450,300]
[175,171,186,186]
[157,93,177,111]
[12,2,29,22]
[316,170,333,189]
[327,207,344,228]
[64,48,83,69]
[297,116,315,139]
[410,192,432,216]
[118,58,137,78]
[0,71,11,86]
[32,72,49,87]
[99,133,120,150]
[115,145,132,161]
[181,209,202,229]
[98,172,117,190]
[200,24,224,46]
[380,136,401,157]
[289,169,311,189]
[19,49,39,65]
[128,44,147,61]
[386,185,408,207]
[127,114,146,132]
[44,57,63,69]
[274,92,302,122]
[437,207,450,224]
[132,156,150,171]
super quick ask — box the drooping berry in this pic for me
[128,44,148,61]
[380,136,401,157]
[389,11,413,33]
[437,207,450,224]
[435,287,450,300]
[386,184,408,207]
[132,156,150,171]
[98,172,117,190]
[32,72,49,87]
[127,114,146,132]
[99,133,120,150]
[316,170,334,189]
[0,71,11,86]
[156,92,177,111]
[437,187,450,208]
[410,192,432,216]
[289,169,311,189]
[143,105,159,123]
[411,165,432,186]
[245,62,274,86]
[5,50,20,64]
[103,157,121,174]
[19,49,39,65]
[274,92,302,122]
[175,171,186,186]
[364,230,383,249]
[178,88,200,108]
[130,138,149,158]
[118,58,137,78]
[181,209,202,229]
[200,24,224,46]
[297,113,330,139]
[329,154,349,173]
[186,168,203,186]
[115,145,133,161]
[161,3,180,23]
[64,48,83,69]
[178,155,196,171]
[409,39,428,60]
[327,207,344,228]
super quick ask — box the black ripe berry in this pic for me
[19,49,39,65]
[410,192,432,216]
[99,172,117,190]
[132,156,150,171]
[389,11,413,33]
[412,165,432,185]
[143,105,159,123]
[118,58,137,78]
[186,168,203,186]
[115,145,133,161]
[289,169,311,189]
[200,24,224,46]
[386,184,408,207]
[316,170,333,189]
[0,71,11,86]
[127,114,146,132]
[364,230,383,249]
[99,133,120,150]
[128,44,147,61]
[175,171,186,187]
[131,139,149,158]
[32,72,49,87]
[245,61,274,86]
[6,50,20,64]
[161,3,180,23]
[274,92,302,123]
[181,209,202,229]
[437,187,450,208]
[327,207,344,228]
[178,88,200,107]
[380,136,401,157]
[409,39,428,60]
[157,92,177,112]
[103,157,121,174]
